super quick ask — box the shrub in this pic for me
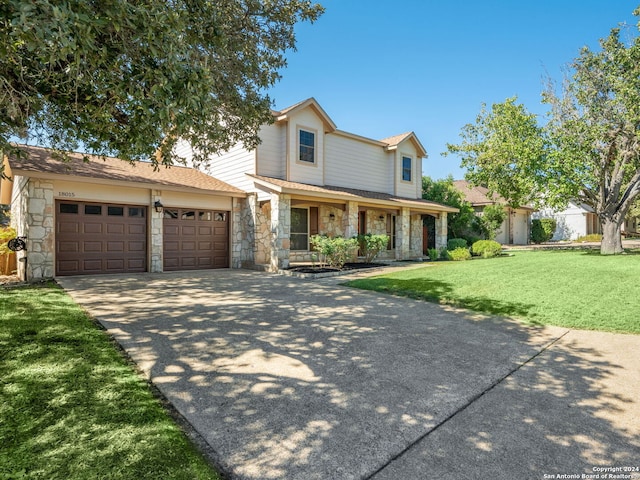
[428,248,439,261]
[471,240,503,258]
[575,233,603,243]
[447,238,467,251]
[310,235,359,269]
[0,226,17,255]
[531,218,557,244]
[476,204,506,240]
[439,246,449,260]
[448,247,471,261]
[357,233,389,263]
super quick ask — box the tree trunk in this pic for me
[600,217,624,255]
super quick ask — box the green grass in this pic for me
[0,282,222,480]
[347,250,640,334]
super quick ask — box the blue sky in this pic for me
[268,0,639,180]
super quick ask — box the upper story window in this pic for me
[299,129,316,164]
[402,156,412,182]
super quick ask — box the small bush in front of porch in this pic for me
[357,233,390,263]
[448,247,472,261]
[447,238,467,251]
[311,235,359,269]
[471,240,503,258]
[428,248,439,261]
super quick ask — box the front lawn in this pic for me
[347,250,640,334]
[0,282,222,480]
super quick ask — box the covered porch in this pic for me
[243,175,457,271]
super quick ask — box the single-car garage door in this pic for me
[56,201,147,276]
[163,208,229,271]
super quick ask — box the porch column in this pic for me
[342,201,358,238]
[231,195,256,269]
[435,212,448,251]
[22,179,55,281]
[410,214,423,257]
[150,190,163,273]
[396,207,410,260]
[270,192,290,271]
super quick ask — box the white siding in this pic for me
[286,109,324,186]
[256,124,285,179]
[324,134,390,192]
[172,138,194,167]
[534,203,590,240]
[207,143,256,193]
[512,211,529,245]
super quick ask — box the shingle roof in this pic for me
[379,132,413,146]
[248,174,458,213]
[453,180,534,210]
[7,145,245,196]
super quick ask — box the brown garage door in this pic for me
[56,201,147,276]
[163,208,229,271]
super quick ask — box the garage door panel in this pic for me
[164,208,228,271]
[83,241,102,252]
[56,201,147,276]
[59,222,79,234]
[58,241,79,253]
[83,223,103,234]
[106,223,125,234]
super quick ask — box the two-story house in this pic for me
[1,98,455,281]
[184,97,456,270]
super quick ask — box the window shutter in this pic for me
[310,207,319,236]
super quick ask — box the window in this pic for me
[199,211,212,221]
[108,206,124,216]
[214,212,226,222]
[129,207,145,218]
[290,208,309,251]
[299,129,315,163]
[163,209,178,219]
[84,205,102,215]
[59,203,78,214]
[402,156,412,182]
[181,210,196,220]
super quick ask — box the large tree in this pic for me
[422,175,477,240]
[447,10,640,255]
[0,0,323,172]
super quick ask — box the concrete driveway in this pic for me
[57,269,640,480]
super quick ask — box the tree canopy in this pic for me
[0,0,323,171]
[422,175,476,239]
[446,8,640,254]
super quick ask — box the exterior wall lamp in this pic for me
[329,213,335,220]
[154,200,164,213]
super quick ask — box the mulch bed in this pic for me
[284,262,387,274]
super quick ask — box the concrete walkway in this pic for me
[57,270,640,480]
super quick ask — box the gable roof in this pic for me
[380,131,427,158]
[453,180,534,211]
[248,174,458,214]
[273,97,337,132]
[4,145,245,196]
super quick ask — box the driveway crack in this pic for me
[364,329,572,480]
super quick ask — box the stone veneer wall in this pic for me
[269,193,290,271]
[435,213,448,250]
[410,214,423,257]
[254,201,271,265]
[150,190,163,273]
[12,178,55,281]
[232,196,255,268]
[395,208,411,260]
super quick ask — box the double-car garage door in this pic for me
[55,201,229,276]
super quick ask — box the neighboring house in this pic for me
[533,202,602,241]
[1,98,456,281]
[181,97,456,270]
[452,180,533,245]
